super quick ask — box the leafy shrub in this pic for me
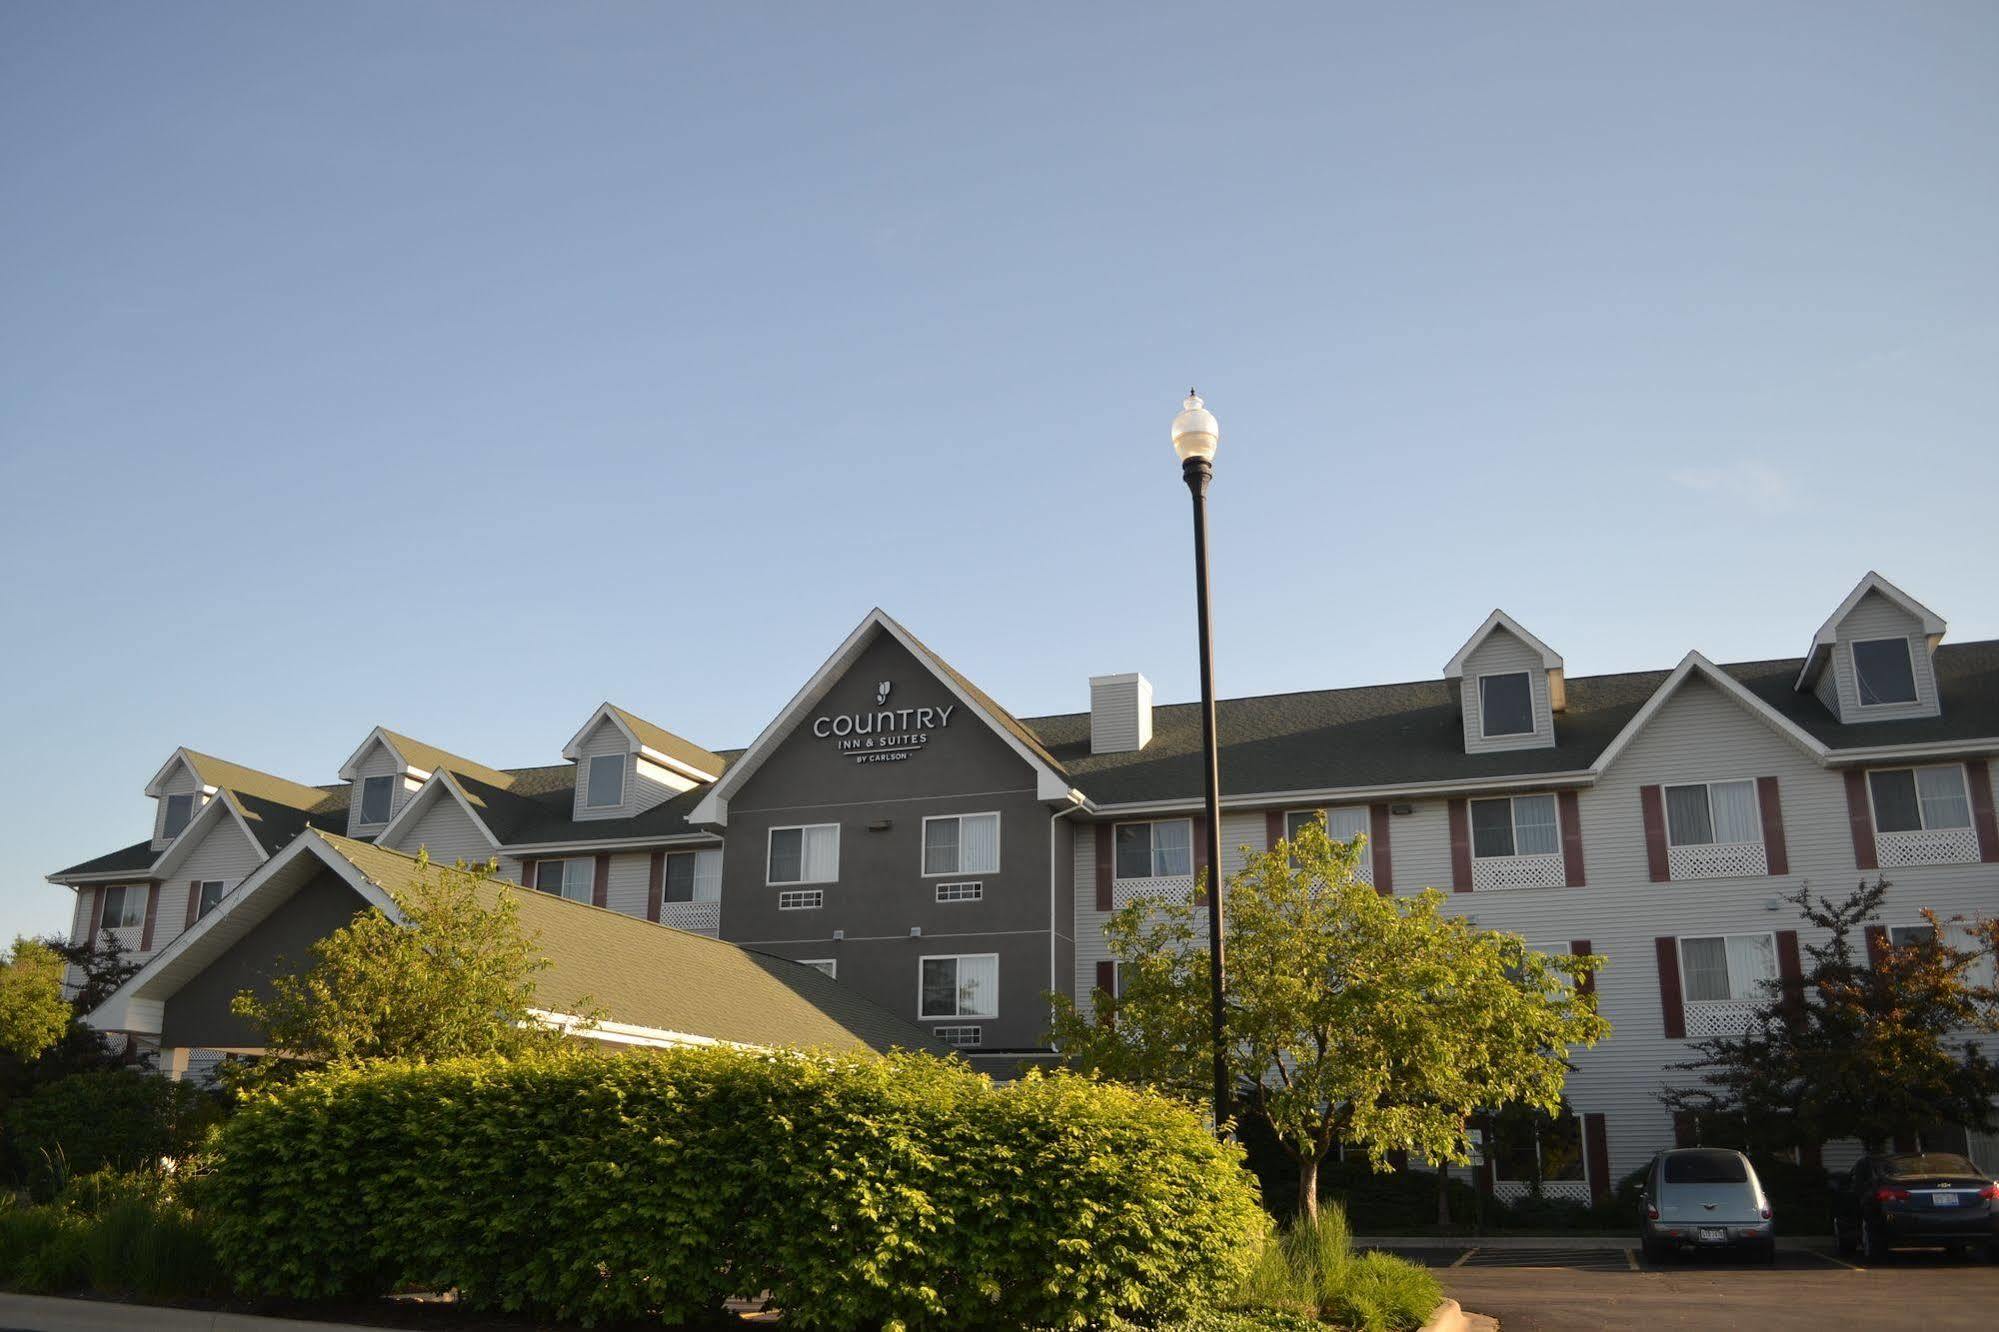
[208,1048,1265,1330]
[5,1069,221,1198]
[1110,1311,1326,1332]
[1326,1251,1442,1332]
[0,1171,225,1300]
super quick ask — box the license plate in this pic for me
[1697,1227,1727,1243]
[1933,1193,1960,1207]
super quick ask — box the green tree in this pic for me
[1664,878,1999,1153]
[1050,817,1608,1222]
[0,939,71,1062]
[232,853,596,1065]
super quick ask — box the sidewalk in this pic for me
[0,1293,372,1331]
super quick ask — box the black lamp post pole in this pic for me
[1183,452,1229,1136]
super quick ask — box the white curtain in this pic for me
[1153,819,1192,876]
[692,849,722,902]
[923,819,959,874]
[955,954,998,1017]
[1324,806,1369,843]
[1710,780,1760,844]
[1681,937,1731,1001]
[1513,794,1559,856]
[1725,934,1777,999]
[960,813,999,874]
[561,860,592,902]
[1917,766,1972,829]
[801,825,839,881]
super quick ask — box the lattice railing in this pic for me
[1669,841,1768,880]
[1877,827,1979,868]
[1472,853,1565,891]
[1111,875,1196,911]
[1684,998,1763,1039]
[659,900,720,936]
[1492,1180,1591,1203]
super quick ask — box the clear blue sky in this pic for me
[4,3,1995,942]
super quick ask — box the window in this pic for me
[359,774,396,825]
[922,813,1000,876]
[798,959,836,978]
[101,885,147,930]
[1869,766,1971,833]
[1886,924,1936,949]
[664,849,722,902]
[935,881,983,902]
[1284,807,1373,877]
[1663,1150,1749,1185]
[1470,794,1559,858]
[534,858,593,903]
[767,824,839,884]
[161,792,196,839]
[1852,637,1918,706]
[196,881,226,918]
[777,889,824,910]
[1478,671,1535,738]
[1678,934,1777,1003]
[584,754,625,808]
[1664,780,1760,846]
[934,1025,984,1048]
[1491,1105,1585,1184]
[1114,820,1192,879]
[919,954,998,1019]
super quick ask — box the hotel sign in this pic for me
[810,680,955,765]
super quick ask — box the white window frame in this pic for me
[196,880,227,918]
[1112,819,1194,880]
[1476,670,1537,739]
[583,753,626,809]
[798,958,836,977]
[359,774,397,826]
[161,792,197,840]
[918,952,1000,1019]
[1661,779,1763,847]
[933,1025,984,1048]
[1469,794,1560,860]
[101,884,147,930]
[920,812,1001,877]
[777,889,824,911]
[765,823,840,886]
[1883,923,1935,951]
[1283,806,1375,878]
[934,881,984,903]
[535,858,594,902]
[1850,636,1919,708]
[1866,764,1973,834]
[663,848,723,903]
[1676,931,1779,1004]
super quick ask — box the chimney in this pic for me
[1090,673,1153,754]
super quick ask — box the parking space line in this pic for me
[1624,1248,1639,1271]
[1816,1250,1862,1271]
[1449,1248,1477,1268]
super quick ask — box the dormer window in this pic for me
[1478,672,1535,738]
[585,754,625,809]
[359,775,395,825]
[1852,638,1918,707]
[161,793,196,840]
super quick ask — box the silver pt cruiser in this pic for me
[1639,1148,1776,1263]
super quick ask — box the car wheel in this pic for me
[1761,1240,1778,1266]
[1860,1216,1890,1264]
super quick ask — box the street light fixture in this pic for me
[1171,389,1229,1136]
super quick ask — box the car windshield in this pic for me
[1663,1151,1748,1184]
[1878,1154,1981,1178]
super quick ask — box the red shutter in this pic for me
[1757,776,1789,876]
[646,851,666,923]
[1264,810,1284,852]
[139,883,160,953]
[1967,760,1999,863]
[1775,930,1805,1022]
[185,879,202,930]
[1369,803,1394,895]
[1558,790,1585,887]
[1656,937,1686,1039]
[1570,939,1595,998]
[1864,924,1888,968]
[1673,1111,1697,1148]
[520,857,538,889]
[1639,785,1669,882]
[1584,1112,1612,1205]
[1844,770,1878,870]
[1799,1141,1823,1171]
[84,886,105,947]
[1094,825,1113,912]
[592,854,611,909]
[1191,818,1209,899]
[1095,960,1117,1027]
[1447,799,1472,892]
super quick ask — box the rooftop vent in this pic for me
[1090,673,1154,755]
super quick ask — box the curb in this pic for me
[1361,1233,1834,1250]
[1422,1297,1499,1332]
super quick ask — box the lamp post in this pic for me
[1171,389,1229,1136]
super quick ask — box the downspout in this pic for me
[1048,795,1086,1046]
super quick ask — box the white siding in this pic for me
[1821,589,1942,723]
[151,759,203,850]
[130,818,265,961]
[1460,629,1556,754]
[571,718,687,822]
[346,740,414,836]
[385,792,498,869]
[605,852,653,918]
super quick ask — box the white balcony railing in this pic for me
[1472,852,1565,892]
[1669,841,1769,880]
[1877,827,1979,868]
[1684,998,1764,1039]
[1492,1179,1591,1204]
[658,900,720,937]
[1111,874,1197,911]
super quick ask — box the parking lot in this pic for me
[1380,1242,1999,1330]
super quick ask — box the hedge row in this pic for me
[206,1048,1265,1330]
